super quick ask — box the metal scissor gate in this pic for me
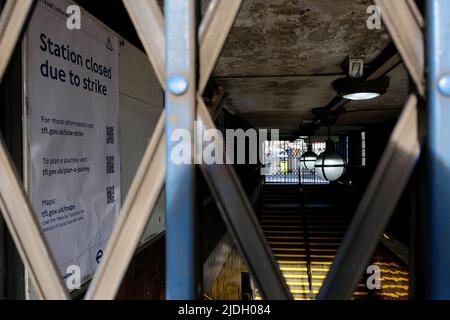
[263,140,329,185]
[0,0,449,300]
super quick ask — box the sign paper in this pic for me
[26,0,121,283]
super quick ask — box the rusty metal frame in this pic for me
[164,0,199,299]
[0,0,68,300]
[90,0,288,300]
[318,0,424,299]
[0,0,254,300]
[0,0,427,301]
[318,95,420,299]
[0,0,35,81]
[86,0,265,300]
[86,0,287,300]
[374,0,425,96]
[426,0,450,299]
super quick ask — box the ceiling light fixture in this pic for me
[343,92,380,100]
[333,76,390,101]
[300,137,318,170]
[314,126,346,181]
[301,145,318,171]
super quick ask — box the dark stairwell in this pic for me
[256,184,409,300]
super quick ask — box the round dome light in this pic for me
[300,145,318,170]
[333,77,390,101]
[315,141,347,181]
[342,92,380,101]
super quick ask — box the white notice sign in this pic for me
[26,0,120,283]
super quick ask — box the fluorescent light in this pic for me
[343,92,380,101]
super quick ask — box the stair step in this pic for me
[258,184,409,300]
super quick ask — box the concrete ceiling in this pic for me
[79,0,409,137]
[210,0,409,136]
[215,75,341,130]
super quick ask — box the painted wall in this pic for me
[118,39,165,245]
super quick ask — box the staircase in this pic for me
[256,184,409,300]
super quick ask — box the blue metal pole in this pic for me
[165,0,198,300]
[427,0,450,299]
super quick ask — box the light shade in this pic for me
[315,142,346,181]
[343,92,380,101]
[300,146,318,170]
[333,77,390,101]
